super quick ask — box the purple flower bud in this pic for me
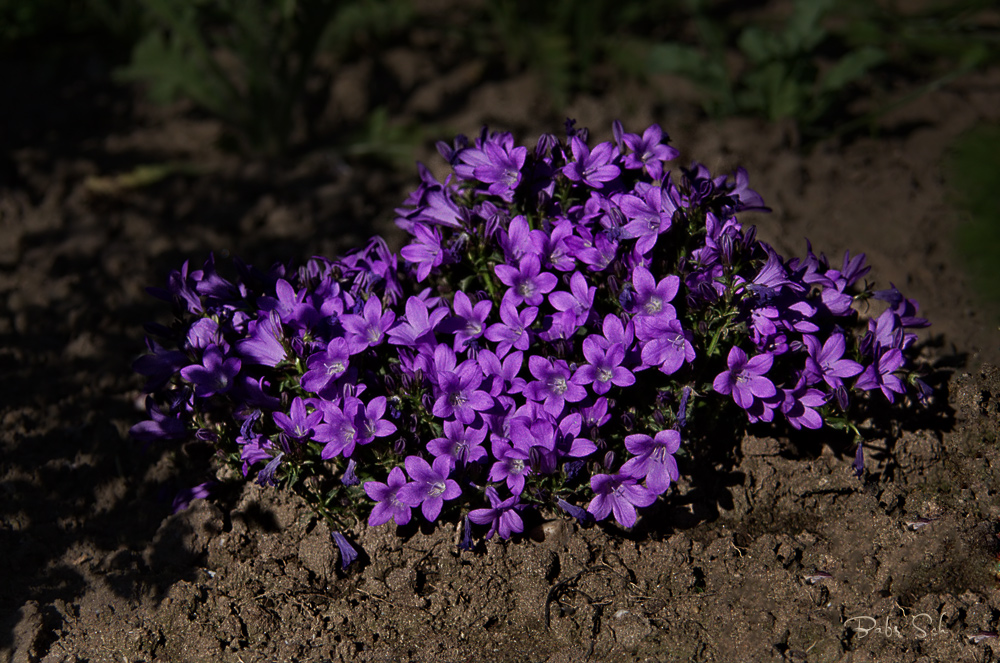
[459,514,474,551]
[620,412,634,431]
[742,225,757,250]
[556,497,593,524]
[653,410,666,427]
[342,459,359,486]
[196,428,218,442]
[603,450,616,469]
[677,386,691,429]
[383,374,397,392]
[852,443,864,479]
[331,531,359,570]
[834,385,849,410]
[394,437,407,455]
[563,460,585,480]
[529,446,544,469]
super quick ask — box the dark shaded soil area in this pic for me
[3,14,1000,663]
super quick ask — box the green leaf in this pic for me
[782,0,833,53]
[820,46,885,93]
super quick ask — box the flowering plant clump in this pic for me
[132,120,929,563]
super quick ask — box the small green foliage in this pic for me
[945,124,1000,321]
[647,0,885,133]
[115,0,414,156]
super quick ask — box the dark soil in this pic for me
[3,17,1000,663]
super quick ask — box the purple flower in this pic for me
[855,348,905,402]
[472,141,528,200]
[433,360,494,424]
[619,182,678,254]
[555,497,594,524]
[387,295,448,347]
[636,317,695,375]
[488,436,532,495]
[400,222,445,281]
[364,466,412,527]
[427,420,488,466]
[524,356,587,416]
[630,265,679,319]
[587,473,656,527]
[397,456,462,522]
[256,452,284,487]
[620,123,678,181]
[484,295,537,356]
[238,313,287,366]
[300,338,350,396]
[130,397,187,442]
[621,430,681,495]
[779,380,826,430]
[572,337,635,394]
[712,347,776,410]
[803,334,863,390]
[468,487,526,540]
[273,396,323,442]
[562,136,620,188]
[340,295,395,352]
[494,255,558,307]
[441,291,492,351]
[548,271,595,327]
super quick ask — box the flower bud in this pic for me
[603,450,616,469]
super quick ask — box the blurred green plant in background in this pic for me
[481,0,670,109]
[113,0,415,156]
[645,0,998,140]
[946,125,1000,322]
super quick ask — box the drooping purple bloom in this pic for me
[712,346,776,410]
[180,345,241,398]
[556,497,594,524]
[587,473,656,528]
[256,452,284,487]
[468,486,526,540]
[364,466,412,527]
[621,430,681,495]
[130,397,187,442]
[397,456,462,522]
[238,313,287,367]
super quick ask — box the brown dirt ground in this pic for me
[3,16,1000,663]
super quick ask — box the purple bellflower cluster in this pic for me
[132,120,929,560]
